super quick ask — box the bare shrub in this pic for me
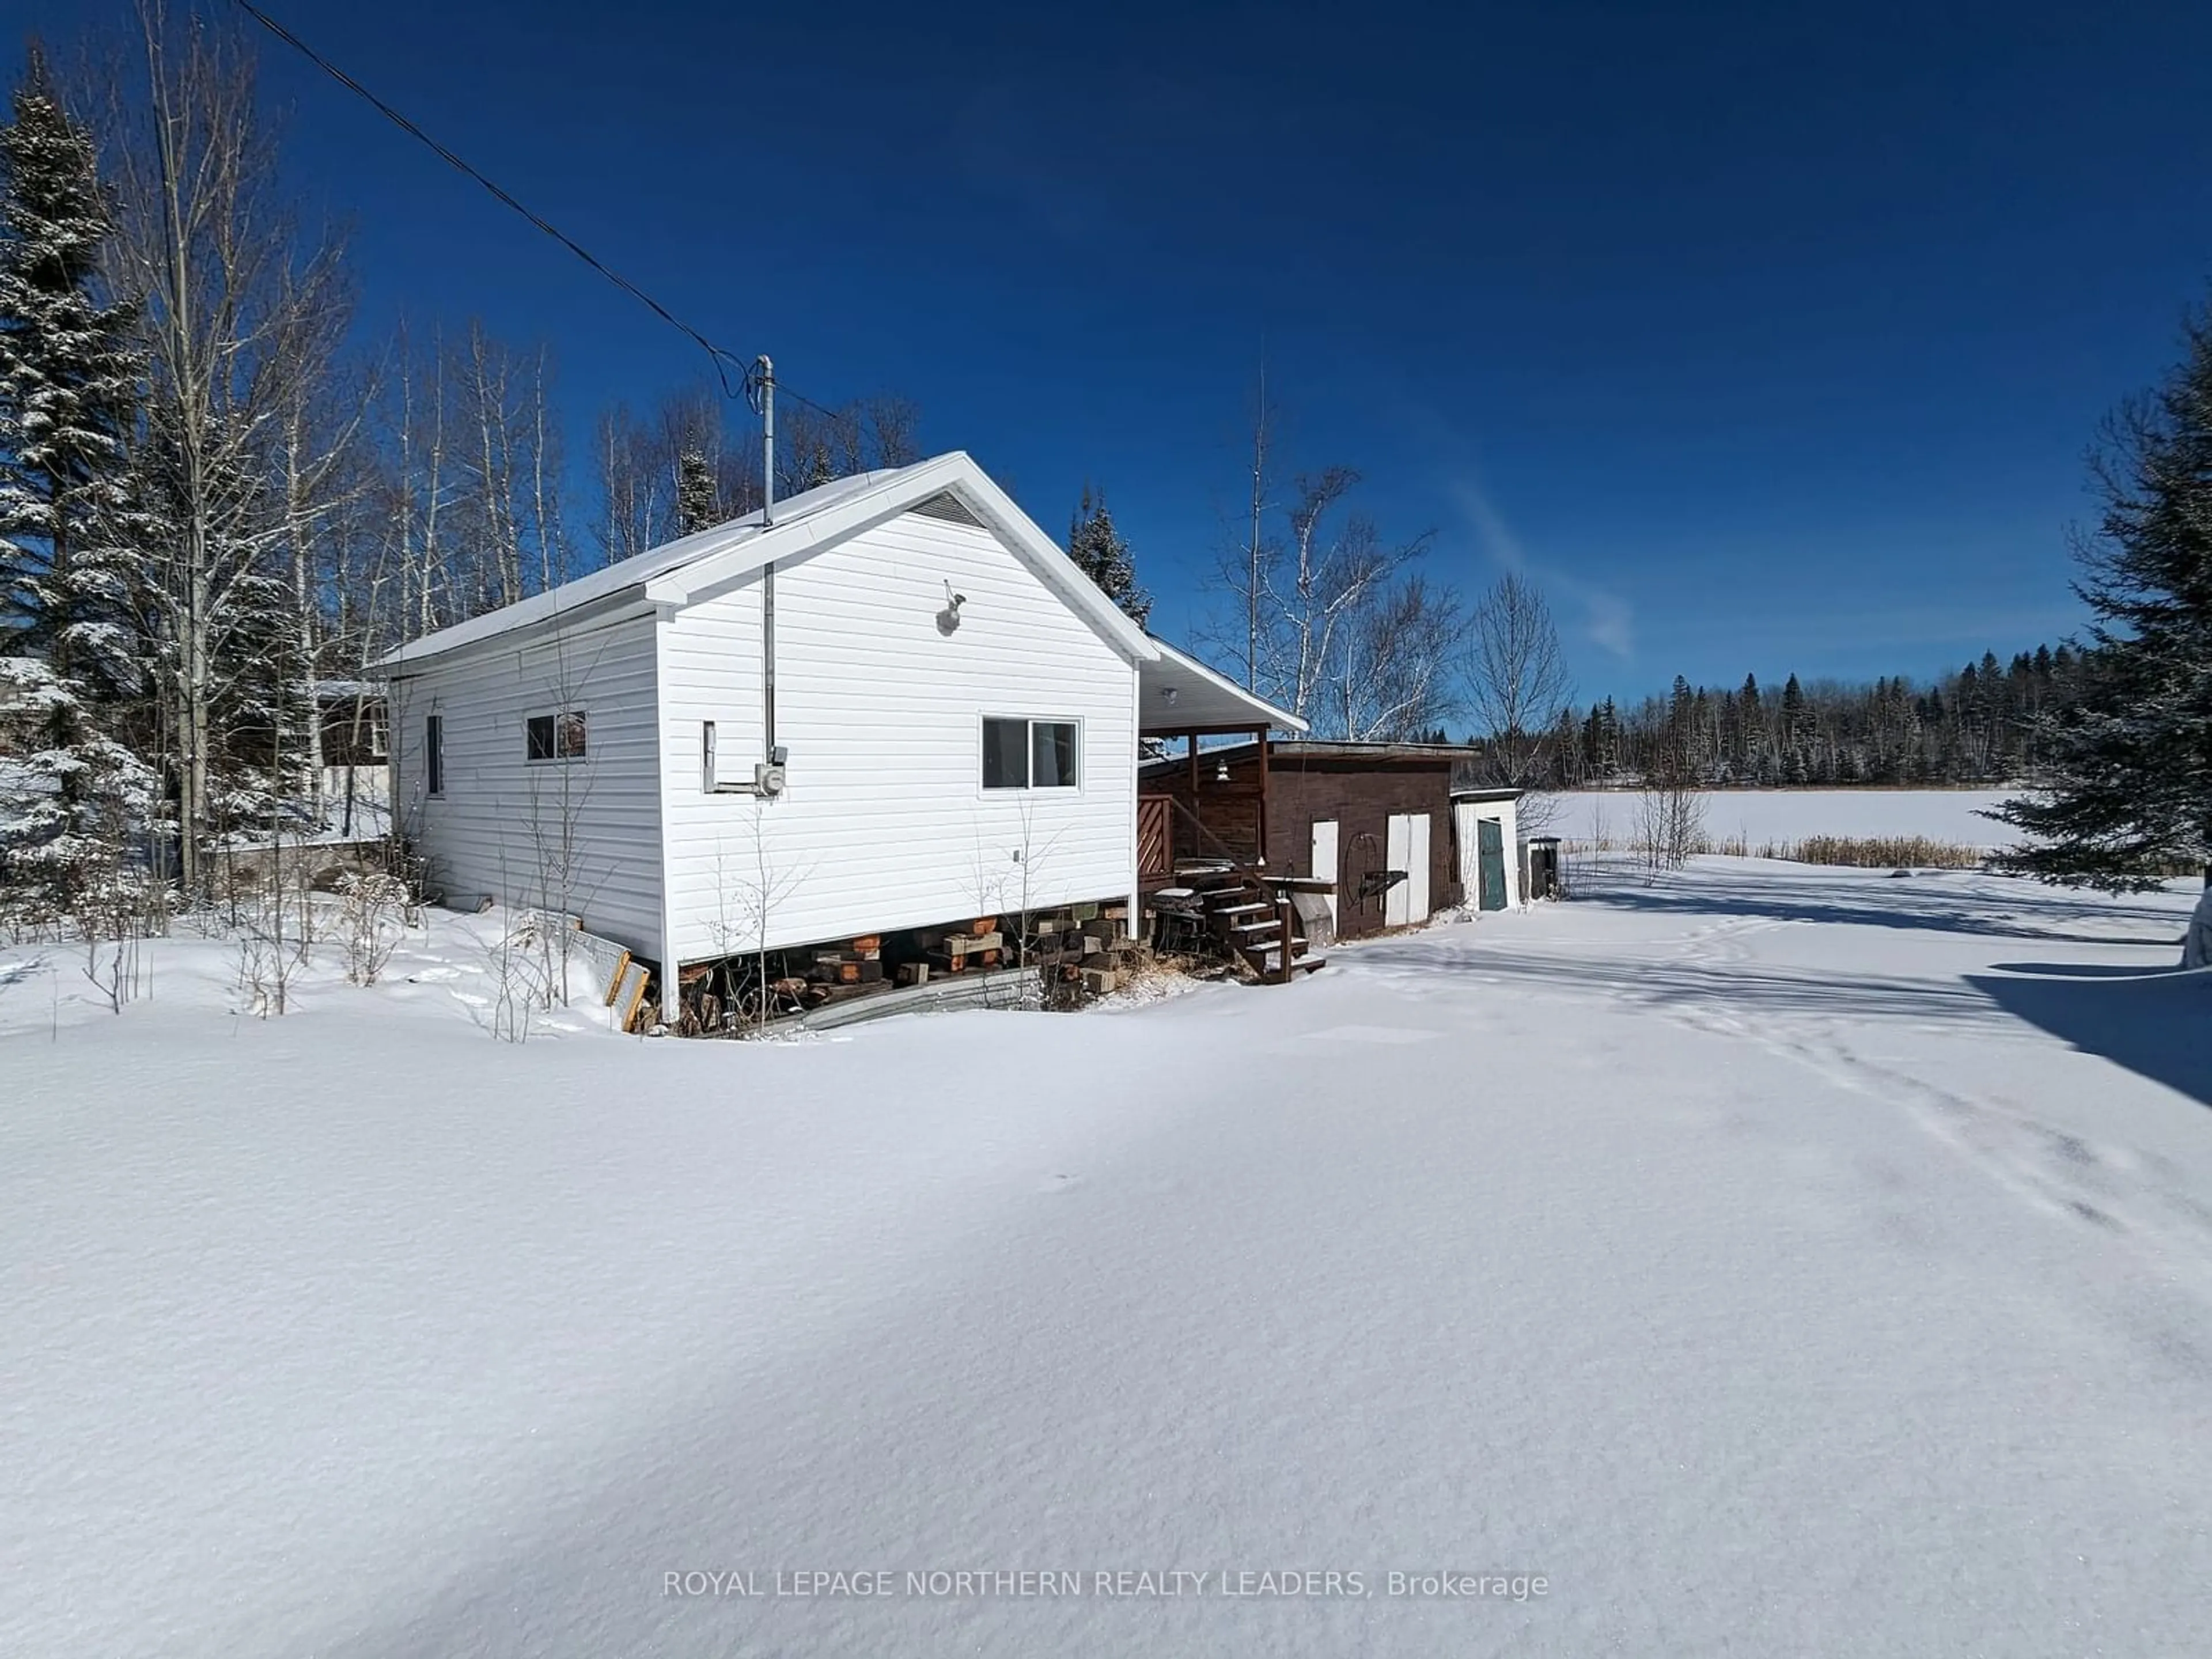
[481,911,558,1043]
[336,871,411,984]
[1634,779,1706,880]
[74,868,169,1014]
[232,882,294,1017]
[1764,835,1984,869]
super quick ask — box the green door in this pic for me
[1477,817,1508,911]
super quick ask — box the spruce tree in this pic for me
[1739,673,1763,781]
[1780,674,1809,783]
[1994,300,2212,889]
[674,446,718,537]
[0,45,140,669]
[1067,484,1151,626]
[0,46,152,908]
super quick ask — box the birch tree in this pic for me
[100,2,353,888]
[1246,468,1443,736]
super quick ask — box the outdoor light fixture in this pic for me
[1214,757,1231,783]
[936,581,966,635]
[1162,685,1179,706]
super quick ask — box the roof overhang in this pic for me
[1138,639,1306,735]
[380,590,660,677]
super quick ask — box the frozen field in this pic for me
[5,862,2210,1657]
[1549,787,2017,848]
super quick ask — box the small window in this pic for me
[983,717,1078,790]
[527,710,587,762]
[425,714,444,796]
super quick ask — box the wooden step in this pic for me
[1187,876,1257,896]
[1245,946,1325,976]
[1212,900,1272,917]
[1227,919,1282,937]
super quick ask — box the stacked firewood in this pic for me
[766,932,884,1010]
[910,918,1003,979]
[1022,904,1145,1003]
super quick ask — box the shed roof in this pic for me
[1138,737,1474,776]
[376,452,1158,672]
[1137,640,1306,735]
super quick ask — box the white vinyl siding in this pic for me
[657,507,1139,962]
[387,611,665,959]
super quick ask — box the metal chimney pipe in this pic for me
[757,355,777,763]
[757,354,775,527]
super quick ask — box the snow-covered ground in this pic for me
[5,863,2210,1657]
[1548,787,2017,848]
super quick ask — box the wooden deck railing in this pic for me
[1138,795,1172,880]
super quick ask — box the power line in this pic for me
[227,0,848,422]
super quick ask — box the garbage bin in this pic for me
[1526,835,1562,901]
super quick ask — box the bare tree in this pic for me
[1253,469,1441,736]
[1334,574,1462,741]
[1464,573,1572,781]
[99,1,353,892]
[372,320,454,641]
[1243,364,1273,688]
[1461,571,1574,830]
[1204,389,1460,738]
[1633,728,1706,880]
[593,387,763,566]
[593,400,657,567]
[774,393,919,498]
[448,321,562,610]
[273,310,373,818]
[590,384,912,573]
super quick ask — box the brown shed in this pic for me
[1139,740,1466,940]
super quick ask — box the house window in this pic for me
[527,710,588,762]
[983,717,1078,789]
[425,714,444,796]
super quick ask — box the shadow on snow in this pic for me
[1571,866,2184,946]
[1972,964,2212,1111]
[1355,868,2212,1108]
[1357,941,2017,1032]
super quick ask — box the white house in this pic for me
[377,452,1293,1020]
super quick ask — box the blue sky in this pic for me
[17,0,2212,704]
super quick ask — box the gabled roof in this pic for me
[377,452,1159,671]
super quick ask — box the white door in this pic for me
[1310,819,1339,929]
[1385,813,1412,927]
[1405,812,1431,923]
[1452,802,1477,894]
